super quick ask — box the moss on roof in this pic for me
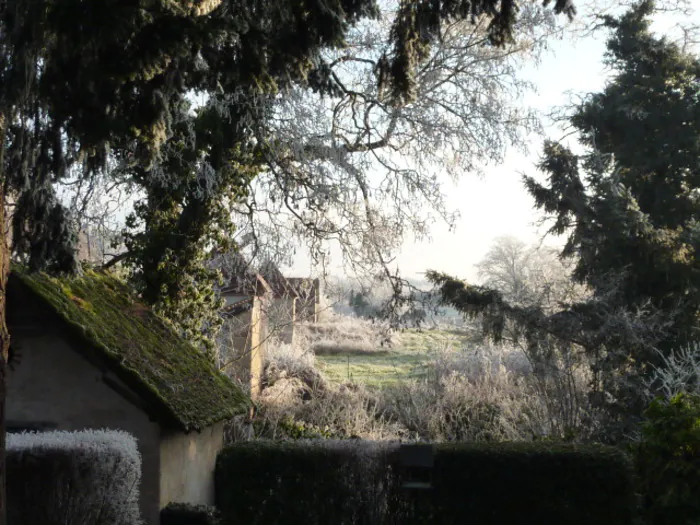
[14,268,251,431]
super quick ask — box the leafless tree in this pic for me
[226,1,564,279]
[55,166,134,265]
[475,235,587,313]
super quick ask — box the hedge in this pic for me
[632,393,700,525]
[7,430,142,525]
[216,441,403,525]
[426,442,635,525]
[215,440,634,525]
[161,503,221,525]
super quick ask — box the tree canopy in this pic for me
[1,0,578,350]
[228,1,561,280]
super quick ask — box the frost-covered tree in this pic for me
[476,235,585,311]
[0,2,579,519]
[231,2,564,277]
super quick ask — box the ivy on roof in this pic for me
[14,268,251,431]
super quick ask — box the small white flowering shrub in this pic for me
[7,429,142,525]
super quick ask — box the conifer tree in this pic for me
[430,0,700,439]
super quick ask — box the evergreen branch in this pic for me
[102,252,133,270]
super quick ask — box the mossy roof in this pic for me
[13,268,252,432]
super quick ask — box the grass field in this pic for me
[315,328,474,388]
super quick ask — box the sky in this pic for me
[289,1,700,284]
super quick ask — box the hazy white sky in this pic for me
[290,2,699,283]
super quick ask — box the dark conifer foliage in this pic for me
[122,96,263,352]
[430,0,700,439]
[385,0,576,101]
[526,0,700,349]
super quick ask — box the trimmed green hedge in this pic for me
[215,441,634,525]
[161,503,221,525]
[216,441,404,524]
[427,443,634,525]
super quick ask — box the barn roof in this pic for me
[11,268,252,432]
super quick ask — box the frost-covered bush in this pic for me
[296,316,397,355]
[381,342,592,442]
[265,334,319,383]
[645,342,700,399]
[428,342,533,381]
[382,370,548,442]
[7,429,142,525]
[255,377,404,441]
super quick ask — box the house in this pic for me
[217,273,272,400]
[6,269,251,525]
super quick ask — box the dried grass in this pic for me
[298,315,398,353]
[241,316,595,443]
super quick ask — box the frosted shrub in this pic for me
[7,429,142,525]
[382,370,550,442]
[298,316,397,355]
[264,333,329,400]
[429,341,533,382]
[289,383,403,440]
[645,342,700,399]
[266,334,317,379]
[257,378,405,441]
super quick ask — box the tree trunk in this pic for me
[0,111,9,525]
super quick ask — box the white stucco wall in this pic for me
[7,327,162,525]
[159,421,226,509]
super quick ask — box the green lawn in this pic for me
[315,328,473,388]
